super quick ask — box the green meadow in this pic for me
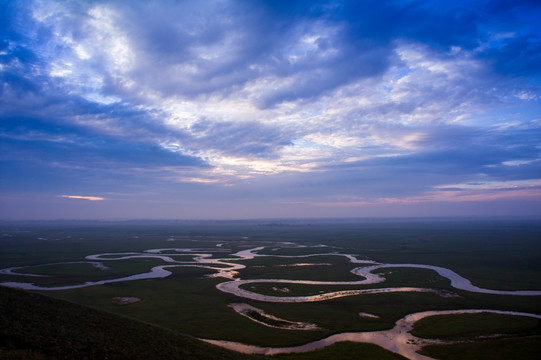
[0,219,540,359]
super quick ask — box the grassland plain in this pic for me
[411,313,541,339]
[412,314,541,360]
[273,341,409,359]
[0,285,262,360]
[418,337,541,360]
[409,312,541,360]
[1,219,540,359]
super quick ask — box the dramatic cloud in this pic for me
[1,0,540,219]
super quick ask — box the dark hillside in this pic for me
[0,286,260,360]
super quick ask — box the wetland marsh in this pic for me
[1,219,540,359]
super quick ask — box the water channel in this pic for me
[1,243,540,359]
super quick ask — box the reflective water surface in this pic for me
[1,243,540,359]
[202,309,541,359]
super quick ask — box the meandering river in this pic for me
[1,243,540,359]
[201,309,541,360]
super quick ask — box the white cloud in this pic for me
[15,0,541,199]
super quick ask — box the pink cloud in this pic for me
[60,195,106,201]
[309,187,541,208]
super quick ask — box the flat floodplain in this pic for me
[0,219,540,359]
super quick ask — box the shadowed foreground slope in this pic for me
[0,286,260,360]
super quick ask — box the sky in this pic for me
[1,0,540,220]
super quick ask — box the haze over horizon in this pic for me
[1,0,540,220]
